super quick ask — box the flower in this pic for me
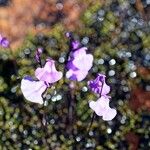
[66,69,89,81]
[72,48,93,71]
[21,58,62,104]
[71,40,80,50]
[35,48,43,63]
[65,33,93,81]
[89,96,117,121]
[88,74,117,120]
[65,32,71,38]
[21,76,47,104]
[35,58,63,84]
[0,34,9,48]
[66,44,93,81]
[88,74,110,96]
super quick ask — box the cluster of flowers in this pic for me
[21,34,117,121]
[0,34,9,48]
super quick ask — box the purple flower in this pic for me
[89,96,117,121]
[65,32,71,38]
[21,76,47,104]
[88,74,117,120]
[66,48,93,81]
[88,74,110,96]
[66,32,80,50]
[35,47,43,63]
[66,69,89,81]
[0,34,9,48]
[35,58,63,83]
[21,58,62,104]
[72,48,92,70]
[66,44,93,81]
[71,40,80,50]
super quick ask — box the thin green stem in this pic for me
[87,112,95,134]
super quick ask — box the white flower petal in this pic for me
[21,77,47,104]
